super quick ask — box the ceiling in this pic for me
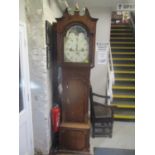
[56,0,135,11]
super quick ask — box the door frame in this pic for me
[19,22,34,155]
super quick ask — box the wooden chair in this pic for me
[90,86,113,138]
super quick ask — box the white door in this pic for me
[19,23,34,155]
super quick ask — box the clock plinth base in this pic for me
[59,122,90,153]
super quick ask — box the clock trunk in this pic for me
[62,67,90,123]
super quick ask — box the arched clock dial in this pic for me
[64,25,89,63]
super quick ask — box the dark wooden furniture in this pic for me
[53,8,98,154]
[90,86,113,138]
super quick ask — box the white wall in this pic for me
[19,0,26,22]
[43,0,62,28]
[89,7,112,95]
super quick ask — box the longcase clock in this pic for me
[54,8,98,154]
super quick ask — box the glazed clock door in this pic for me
[63,79,88,123]
[64,25,89,63]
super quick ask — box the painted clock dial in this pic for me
[64,25,89,63]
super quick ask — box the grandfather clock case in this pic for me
[54,9,97,154]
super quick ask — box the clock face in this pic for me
[64,25,89,63]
